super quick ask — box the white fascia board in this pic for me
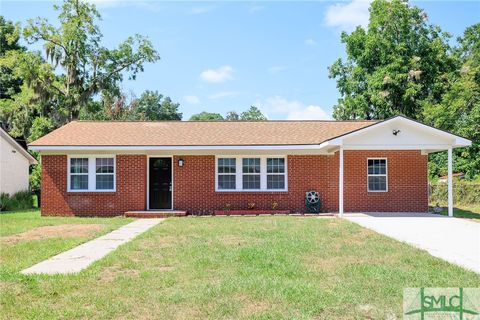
[327,116,472,149]
[454,136,472,147]
[341,144,454,150]
[29,144,329,152]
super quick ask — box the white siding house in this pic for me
[0,127,37,195]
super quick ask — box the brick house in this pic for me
[29,116,470,217]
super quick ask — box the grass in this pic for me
[1,213,479,319]
[430,204,480,221]
[0,210,133,273]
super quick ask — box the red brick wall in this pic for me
[41,151,428,216]
[343,150,428,212]
[173,155,338,214]
[41,155,147,216]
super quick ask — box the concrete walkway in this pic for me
[344,213,480,273]
[22,219,163,275]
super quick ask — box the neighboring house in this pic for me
[28,116,471,217]
[0,127,37,195]
[438,172,464,183]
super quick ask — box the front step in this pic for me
[125,210,187,218]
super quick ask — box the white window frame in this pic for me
[215,156,288,192]
[367,158,388,192]
[67,155,116,192]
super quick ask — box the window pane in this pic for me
[96,158,114,173]
[368,176,386,191]
[267,174,285,189]
[70,158,88,174]
[218,175,236,190]
[71,175,88,190]
[96,174,114,190]
[243,175,260,189]
[242,158,260,173]
[368,159,386,175]
[378,160,386,175]
[218,158,236,174]
[267,158,285,173]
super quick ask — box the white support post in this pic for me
[448,147,453,217]
[339,146,344,217]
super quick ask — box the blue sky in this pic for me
[2,0,479,120]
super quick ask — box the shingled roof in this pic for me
[29,120,376,147]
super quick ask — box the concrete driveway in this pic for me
[344,213,480,273]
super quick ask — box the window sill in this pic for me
[67,190,116,195]
[215,190,288,193]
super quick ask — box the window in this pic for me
[70,158,89,190]
[68,156,116,192]
[367,158,387,192]
[96,158,114,190]
[267,158,285,190]
[216,156,287,191]
[242,158,261,189]
[217,158,236,190]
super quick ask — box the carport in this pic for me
[316,116,472,216]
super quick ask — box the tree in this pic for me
[189,111,224,121]
[240,105,267,120]
[329,0,454,120]
[0,16,24,100]
[225,111,240,121]
[133,91,182,120]
[22,0,159,122]
[424,24,480,178]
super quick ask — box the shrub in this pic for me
[0,191,34,212]
[429,180,480,206]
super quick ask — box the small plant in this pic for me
[0,191,34,212]
[272,201,278,210]
[0,193,10,211]
[248,202,255,210]
[224,203,231,211]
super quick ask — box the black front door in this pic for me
[149,158,172,209]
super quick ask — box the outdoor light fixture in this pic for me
[178,159,184,167]
[392,129,401,136]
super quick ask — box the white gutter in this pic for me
[29,144,329,152]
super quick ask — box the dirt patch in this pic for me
[1,224,104,244]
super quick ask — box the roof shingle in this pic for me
[29,120,376,146]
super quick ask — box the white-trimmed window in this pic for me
[367,158,387,192]
[217,158,236,190]
[216,156,287,191]
[267,158,286,190]
[68,156,116,192]
[242,158,261,190]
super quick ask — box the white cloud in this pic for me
[324,0,371,32]
[208,91,241,99]
[257,96,331,120]
[249,5,265,14]
[305,38,317,46]
[184,95,200,104]
[200,66,234,83]
[268,65,287,75]
[287,105,330,120]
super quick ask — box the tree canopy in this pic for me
[189,112,224,121]
[329,0,453,120]
[0,0,159,141]
[329,0,479,179]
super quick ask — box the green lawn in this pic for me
[1,212,479,319]
[431,204,480,221]
[0,210,133,274]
